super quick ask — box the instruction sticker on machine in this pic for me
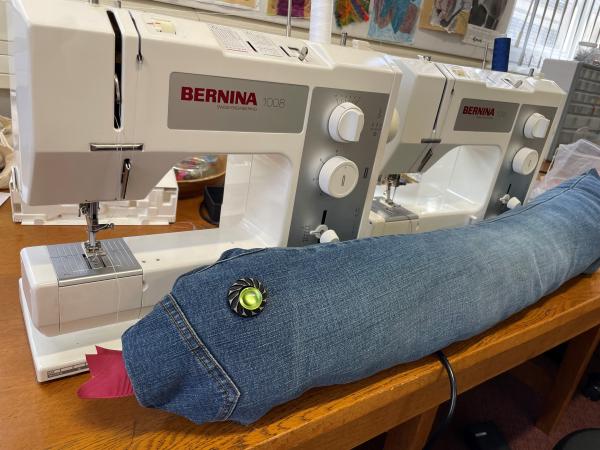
[454,99,519,133]
[168,73,309,132]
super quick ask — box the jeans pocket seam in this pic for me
[161,294,241,421]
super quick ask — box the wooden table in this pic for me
[1,196,600,450]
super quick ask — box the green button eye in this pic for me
[238,287,263,311]
[228,278,268,317]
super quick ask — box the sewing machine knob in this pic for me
[328,102,365,143]
[507,197,522,209]
[499,194,522,209]
[319,156,359,198]
[524,113,550,139]
[320,229,340,243]
[512,147,539,176]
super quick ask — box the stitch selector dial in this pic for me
[328,102,365,143]
[228,278,268,317]
[318,156,359,198]
[523,113,550,139]
[512,147,539,175]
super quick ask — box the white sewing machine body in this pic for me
[10,0,400,381]
[11,170,178,225]
[370,57,565,236]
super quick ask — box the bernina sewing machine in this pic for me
[369,57,565,236]
[10,0,400,381]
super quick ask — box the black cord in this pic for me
[422,351,457,450]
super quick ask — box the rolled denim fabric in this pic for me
[122,170,600,425]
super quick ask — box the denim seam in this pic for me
[174,248,267,285]
[483,173,589,225]
[161,294,241,421]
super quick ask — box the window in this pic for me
[507,0,600,69]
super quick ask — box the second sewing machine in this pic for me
[370,57,565,236]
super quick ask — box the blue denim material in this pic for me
[122,170,600,425]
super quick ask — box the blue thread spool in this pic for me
[492,37,511,72]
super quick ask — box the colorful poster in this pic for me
[335,0,370,28]
[267,0,311,18]
[419,0,472,35]
[463,0,508,47]
[368,0,421,44]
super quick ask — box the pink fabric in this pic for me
[77,346,134,399]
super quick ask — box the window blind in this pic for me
[507,0,600,68]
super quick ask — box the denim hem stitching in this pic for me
[161,294,241,421]
[174,248,267,285]
[482,172,590,225]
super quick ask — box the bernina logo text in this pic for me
[462,105,495,117]
[180,86,258,106]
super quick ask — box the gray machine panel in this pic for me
[485,104,558,218]
[287,88,389,246]
[48,238,142,286]
[168,73,309,132]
